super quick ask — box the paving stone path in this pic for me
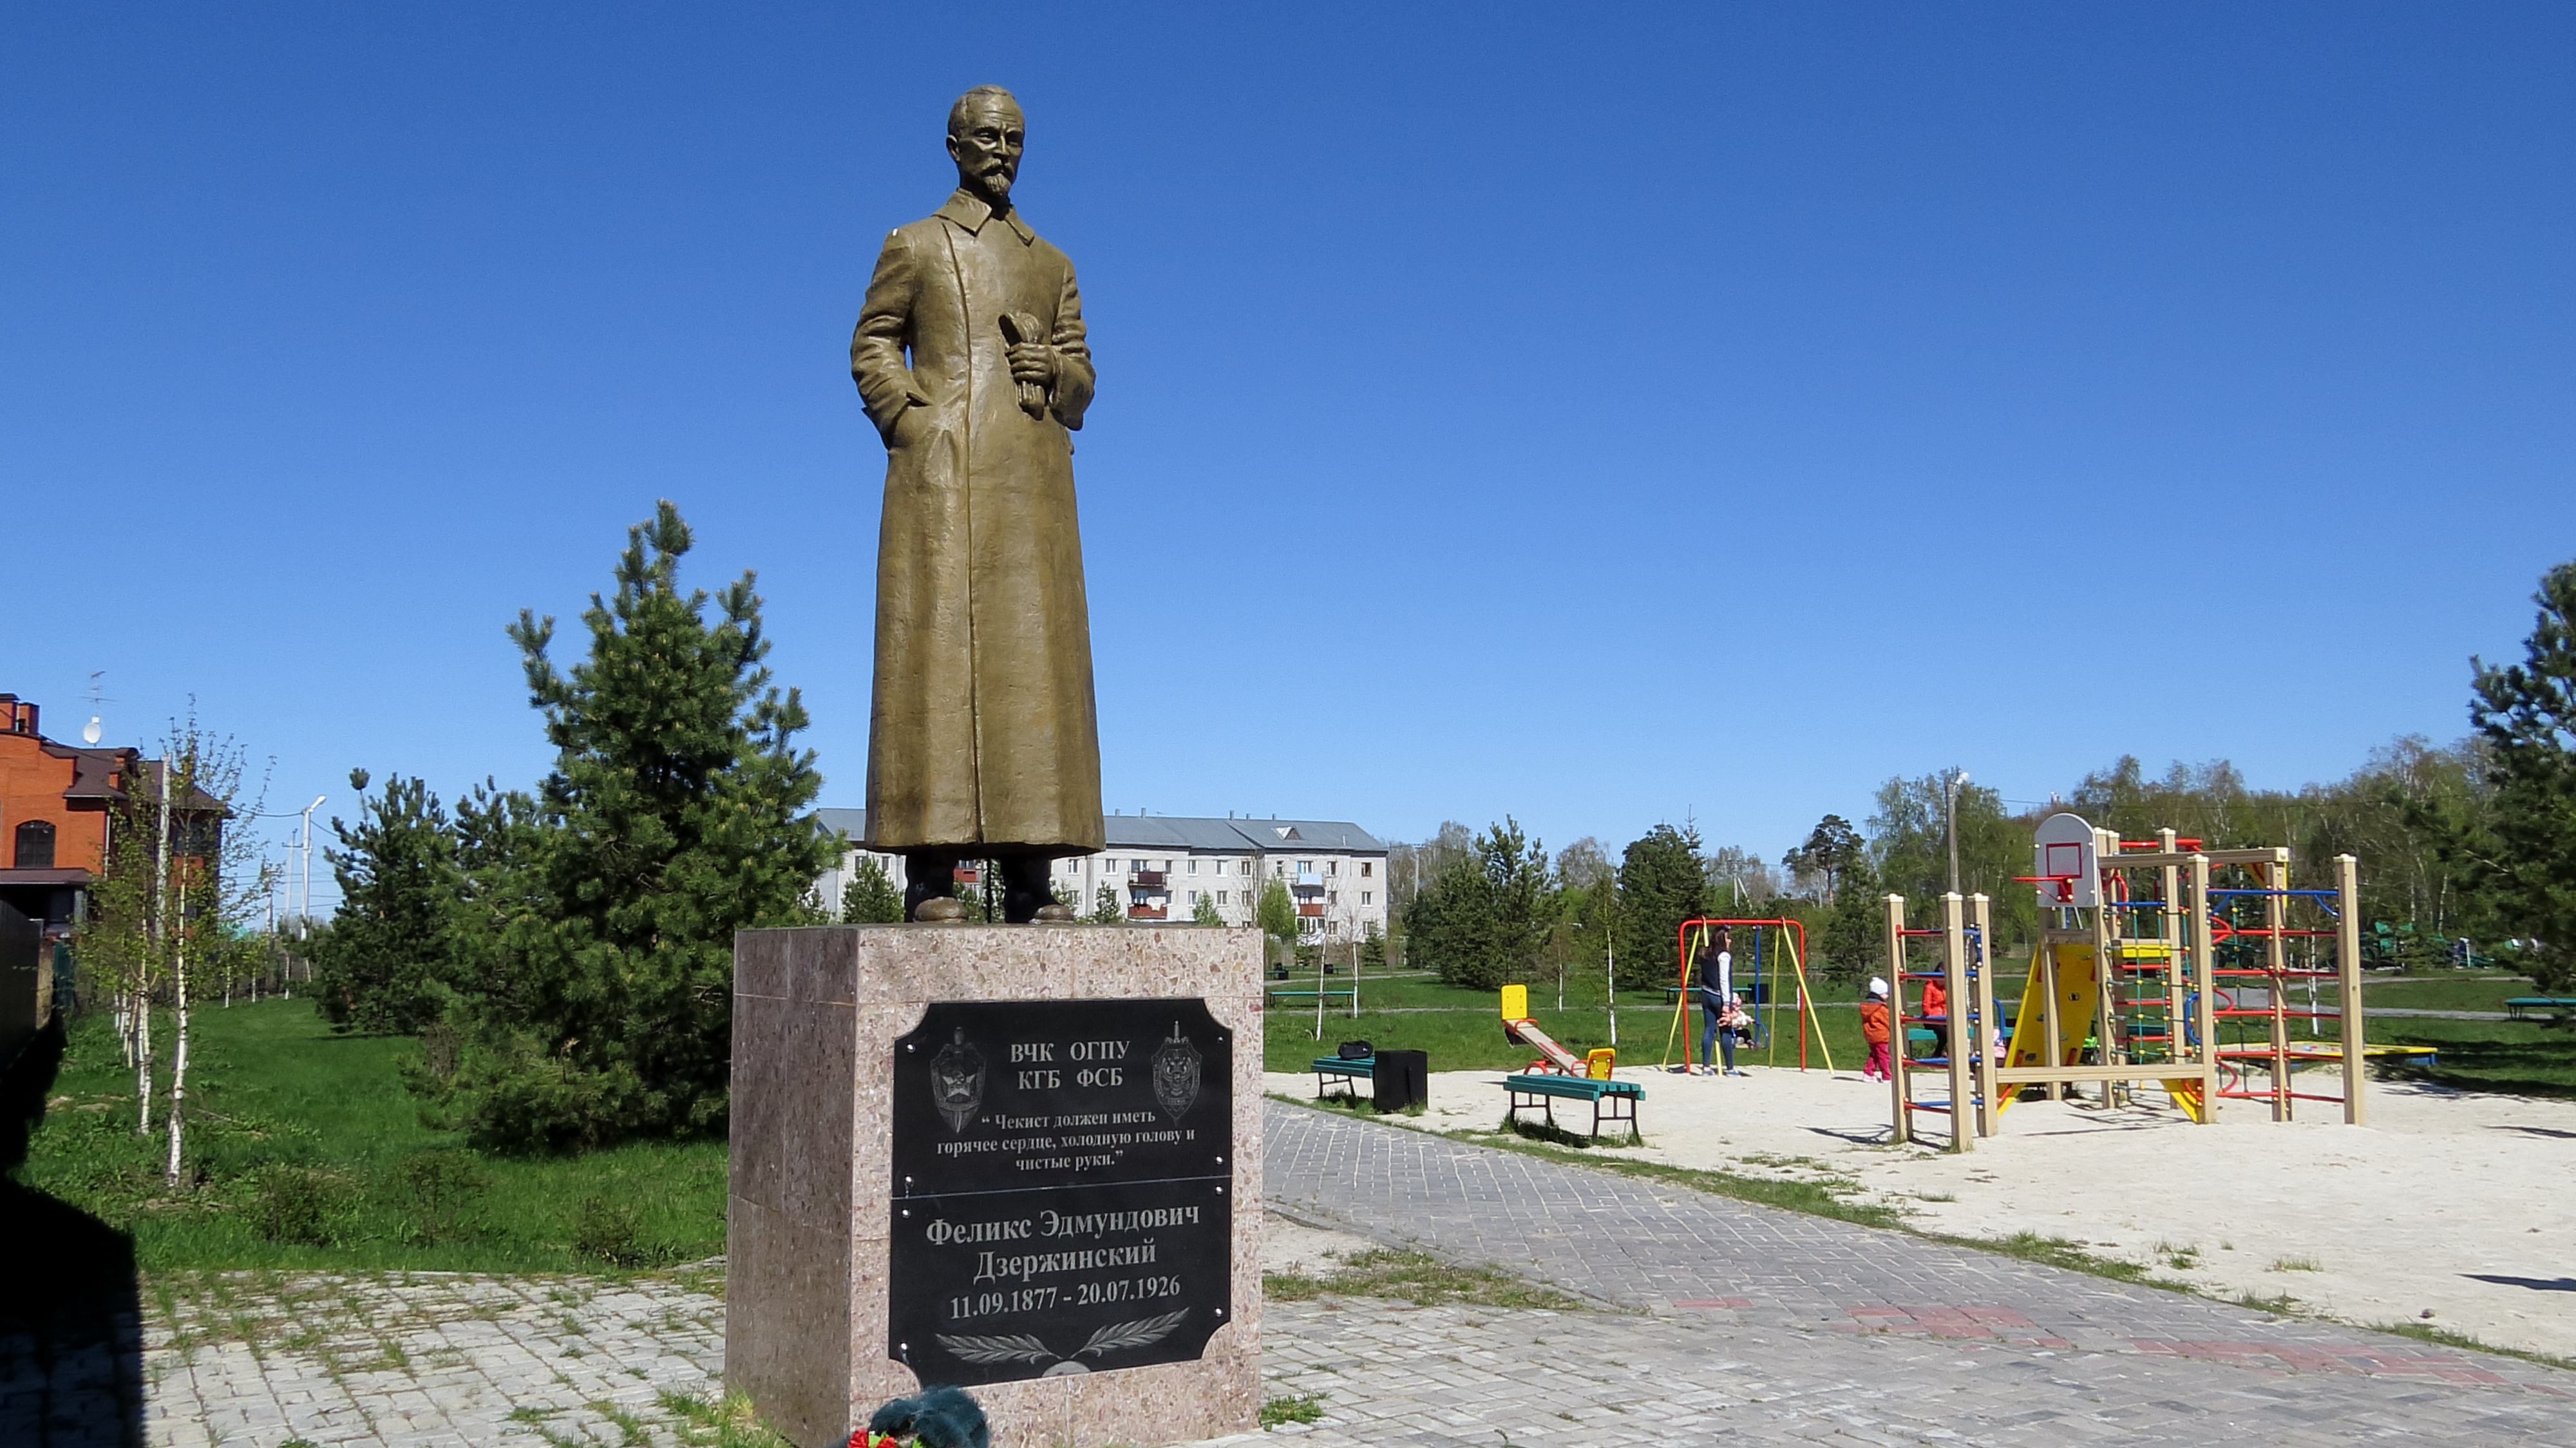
[12,1100,2571,1445]
[5,1269,728,1448]
[1237,1100,2576,1445]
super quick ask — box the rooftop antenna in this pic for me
[80,670,111,744]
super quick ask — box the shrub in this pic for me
[417,1016,462,1083]
[254,1165,355,1245]
[392,1148,489,1245]
[430,1031,639,1154]
[573,1193,649,1266]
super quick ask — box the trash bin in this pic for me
[1373,1049,1427,1113]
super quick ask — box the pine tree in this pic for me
[2436,560,2576,989]
[1088,882,1124,924]
[1817,854,1885,982]
[840,856,906,924]
[439,502,835,1151]
[1401,819,1551,990]
[314,768,462,1034]
[1785,815,1864,902]
[1614,823,1705,991]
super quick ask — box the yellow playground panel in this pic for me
[1994,937,2211,1123]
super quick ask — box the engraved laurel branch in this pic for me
[931,1332,1054,1365]
[1074,1308,1189,1358]
[934,1309,1191,1366]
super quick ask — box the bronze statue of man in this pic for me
[852,86,1104,923]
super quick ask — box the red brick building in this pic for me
[0,693,139,936]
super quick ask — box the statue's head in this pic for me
[947,86,1025,207]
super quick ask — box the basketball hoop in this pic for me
[2013,873,2081,904]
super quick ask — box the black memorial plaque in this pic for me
[889,998,1233,1386]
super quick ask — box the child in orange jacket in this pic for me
[1859,976,1893,1082]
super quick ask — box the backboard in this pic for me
[2030,812,2101,908]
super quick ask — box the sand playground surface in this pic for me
[1263,1060,2576,1361]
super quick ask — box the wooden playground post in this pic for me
[1971,892,1996,1139]
[2265,847,2293,1121]
[2190,853,2219,1123]
[1884,893,1909,1145]
[2092,829,2121,1105]
[2161,830,2183,1080]
[2040,935,2065,1102]
[1942,891,1971,1154]
[2336,853,2365,1125]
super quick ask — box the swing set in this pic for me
[1661,917,1833,1072]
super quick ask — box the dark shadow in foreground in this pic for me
[2463,1273,2576,1293]
[0,1016,144,1447]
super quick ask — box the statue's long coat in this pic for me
[851,189,1104,854]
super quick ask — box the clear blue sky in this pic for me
[8,4,2572,900]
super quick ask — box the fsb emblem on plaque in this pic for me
[889,999,1233,1386]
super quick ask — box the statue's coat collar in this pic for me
[936,189,1035,244]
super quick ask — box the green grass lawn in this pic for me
[16,998,726,1272]
[2363,1014,2576,1096]
[2358,971,2539,1014]
[1260,971,1875,1075]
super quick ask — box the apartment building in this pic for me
[812,809,1390,940]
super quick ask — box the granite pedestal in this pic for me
[728,924,1264,1448]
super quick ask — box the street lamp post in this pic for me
[294,795,325,991]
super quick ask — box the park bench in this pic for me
[2505,996,2576,1020]
[1311,1054,1373,1098]
[1502,1072,1642,1143]
[1271,988,1356,1007]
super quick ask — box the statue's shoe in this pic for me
[1030,904,1077,922]
[913,897,969,923]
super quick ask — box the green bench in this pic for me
[2506,996,2576,1020]
[1271,989,1356,1004]
[1502,1072,1642,1143]
[1311,1054,1374,1098]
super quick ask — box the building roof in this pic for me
[49,743,137,803]
[812,810,1386,856]
[1224,818,1387,853]
[133,759,231,816]
[0,868,96,887]
[1103,814,1271,852]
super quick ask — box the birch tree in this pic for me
[154,721,271,1186]
[72,714,272,1184]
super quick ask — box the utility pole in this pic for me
[1604,904,1618,1049]
[260,868,275,1002]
